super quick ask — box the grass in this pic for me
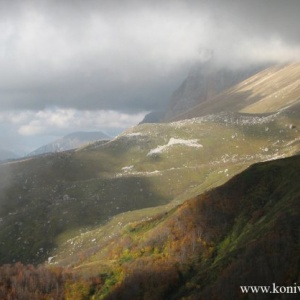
[0,109,299,265]
[64,154,300,299]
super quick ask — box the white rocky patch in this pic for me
[121,165,134,172]
[147,138,203,156]
[123,132,143,137]
[48,256,56,264]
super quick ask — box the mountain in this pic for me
[0,62,300,298]
[171,62,300,121]
[164,59,266,121]
[0,102,299,264]
[0,149,17,161]
[70,154,300,299]
[28,131,110,156]
[139,111,166,124]
[1,154,299,299]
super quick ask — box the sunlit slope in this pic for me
[69,154,300,299]
[0,102,299,264]
[45,109,300,266]
[172,62,300,121]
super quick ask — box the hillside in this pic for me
[66,154,300,299]
[93,154,300,299]
[28,131,110,156]
[0,62,300,299]
[1,154,299,299]
[0,103,299,265]
[170,62,300,121]
[164,58,265,120]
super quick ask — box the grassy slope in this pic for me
[0,108,299,265]
[0,154,298,299]
[0,62,299,268]
[50,108,300,265]
[0,62,299,298]
[171,62,300,121]
[71,154,300,299]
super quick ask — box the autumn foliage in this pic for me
[1,155,300,299]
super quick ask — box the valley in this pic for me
[0,62,300,299]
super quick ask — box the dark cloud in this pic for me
[217,0,300,44]
[0,1,196,112]
[0,0,299,154]
[0,0,299,113]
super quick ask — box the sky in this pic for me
[0,0,300,155]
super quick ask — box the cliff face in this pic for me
[164,59,265,121]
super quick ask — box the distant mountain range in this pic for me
[0,148,17,161]
[28,131,110,156]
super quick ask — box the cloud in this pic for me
[0,108,145,136]
[0,1,206,112]
[18,121,44,136]
[0,0,298,113]
[0,0,299,153]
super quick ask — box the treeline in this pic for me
[0,262,65,299]
[0,262,101,300]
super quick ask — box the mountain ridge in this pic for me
[0,149,18,161]
[28,131,110,156]
[163,59,267,121]
[169,62,300,121]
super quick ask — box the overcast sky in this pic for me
[1,0,300,154]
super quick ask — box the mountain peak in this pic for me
[173,62,300,121]
[164,59,265,121]
[28,131,110,156]
[0,149,17,161]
